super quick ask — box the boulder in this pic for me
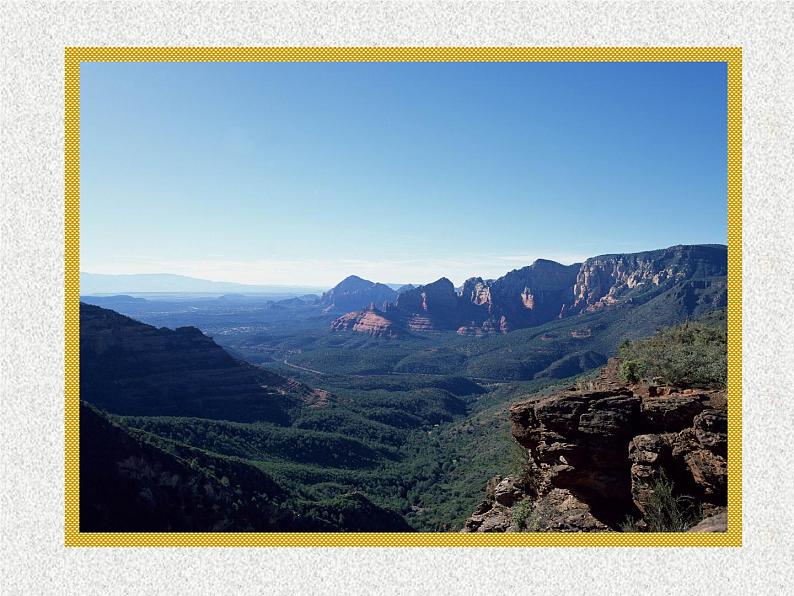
[461,502,515,533]
[534,489,611,532]
[493,477,526,507]
[692,410,728,456]
[687,510,728,532]
[628,433,674,513]
[681,447,727,500]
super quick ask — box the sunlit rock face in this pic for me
[331,306,402,338]
[570,244,728,314]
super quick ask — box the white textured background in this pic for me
[1,1,793,594]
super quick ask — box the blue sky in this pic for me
[81,61,727,287]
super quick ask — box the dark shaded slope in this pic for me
[80,402,295,532]
[476,259,582,331]
[80,403,414,532]
[80,303,303,424]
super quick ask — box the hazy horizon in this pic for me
[80,240,727,292]
[80,251,589,289]
[81,62,727,286]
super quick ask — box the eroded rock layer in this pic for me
[463,360,728,533]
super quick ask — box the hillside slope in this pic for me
[80,402,412,532]
[80,303,322,423]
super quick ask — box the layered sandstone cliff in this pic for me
[330,305,402,338]
[570,244,728,314]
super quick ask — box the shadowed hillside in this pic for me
[80,303,317,423]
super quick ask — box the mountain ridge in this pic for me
[80,303,329,423]
[80,401,412,532]
[329,244,727,337]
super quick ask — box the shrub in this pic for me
[511,498,535,529]
[512,494,556,531]
[619,359,645,384]
[623,473,702,532]
[617,316,726,388]
[507,441,529,481]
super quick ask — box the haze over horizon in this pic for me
[81,62,727,287]
[81,241,727,292]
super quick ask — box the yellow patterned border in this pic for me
[64,46,742,547]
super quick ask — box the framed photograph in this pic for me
[65,47,741,547]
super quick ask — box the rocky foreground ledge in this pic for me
[462,360,728,533]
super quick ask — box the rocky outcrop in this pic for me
[461,479,610,533]
[462,504,514,532]
[463,362,728,532]
[320,275,397,312]
[627,404,727,513]
[510,388,642,515]
[331,244,727,337]
[641,392,710,432]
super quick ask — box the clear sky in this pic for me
[81,61,727,287]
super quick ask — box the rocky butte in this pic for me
[330,304,403,338]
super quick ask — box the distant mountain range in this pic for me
[80,272,324,296]
[328,244,728,337]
